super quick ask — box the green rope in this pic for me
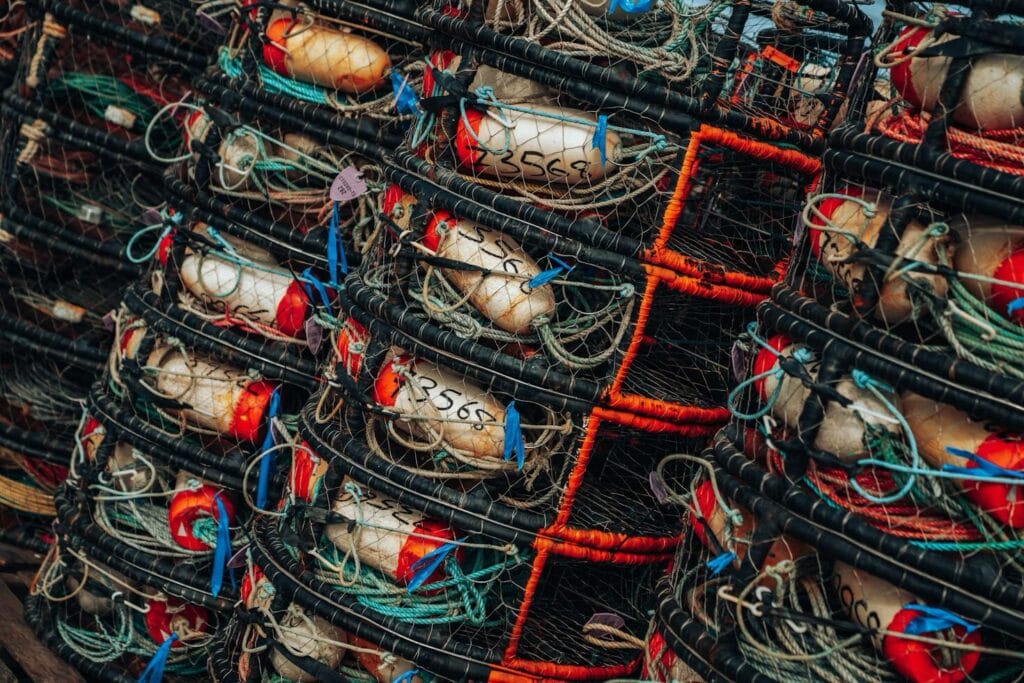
[44,73,177,154]
[219,49,336,105]
[315,537,522,627]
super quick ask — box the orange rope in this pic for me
[875,109,1024,176]
[646,125,820,292]
[644,264,766,307]
[551,415,603,527]
[610,271,660,396]
[494,654,641,681]
[502,541,551,660]
[767,450,982,541]
[543,528,678,558]
[591,406,722,436]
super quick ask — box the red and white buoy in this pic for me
[422,210,556,335]
[67,562,136,616]
[373,354,506,459]
[381,184,418,232]
[808,187,950,325]
[752,335,902,461]
[289,441,328,504]
[335,320,508,460]
[240,565,274,611]
[158,232,309,337]
[144,597,210,647]
[239,565,350,682]
[349,635,423,683]
[953,223,1024,326]
[269,605,348,683]
[122,328,277,441]
[80,417,153,493]
[690,480,811,572]
[325,477,459,587]
[888,25,1024,131]
[834,562,981,683]
[453,103,620,186]
[167,471,235,551]
[335,317,369,377]
[184,109,259,189]
[263,18,390,94]
[903,393,1024,528]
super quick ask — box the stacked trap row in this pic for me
[8,1,253,679]
[196,0,871,680]
[649,2,1024,682]
[0,0,218,552]
[23,2,432,678]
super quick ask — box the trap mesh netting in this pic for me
[642,3,1024,682]
[14,0,1024,681]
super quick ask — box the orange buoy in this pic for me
[263,18,390,94]
[80,416,104,460]
[350,635,422,683]
[643,629,703,682]
[952,224,1024,325]
[184,109,259,189]
[422,210,555,334]
[690,480,811,572]
[373,354,506,459]
[889,25,1024,131]
[381,184,418,232]
[834,562,981,683]
[752,335,902,461]
[158,233,309,337]
[240,565,274,611]
[168,471,235,551]
[325,477,459,587]
[903,393,1024,528]
[289,441,328,504]
[269,605,347,683]
[808,187,950,324]
[144,597,210,647]
[335,317,369,377]
[143,344,276,441]
[453,103,619,186]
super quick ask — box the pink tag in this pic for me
[649,471,670,504]
[141,208,162,226]
[585,612,626,640]
[196,10,227,35]
[227,544,251,568]
[330,167,368,202]
[305,317,323,354]
[102,310,116,331]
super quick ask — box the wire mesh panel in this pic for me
[647,434,1015,683]
[416,0,871,148]
[833,0,1024,184]
[246,425,675,680]
[40,0,221,67]
[208,560,438,683]
[10,6,196,164]
[215,0,425,144]
[26,541,222,682]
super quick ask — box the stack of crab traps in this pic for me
[31,0,1024,681]
[648,2,1024,682]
